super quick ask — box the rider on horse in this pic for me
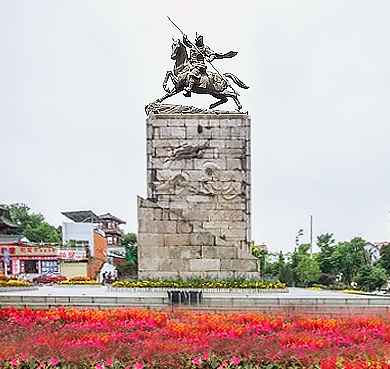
[182,33,237,97]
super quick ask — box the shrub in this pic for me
[0,280,30,287]
[58,280,99,285]
[355,266,388,292]
[116,261,137,277]
[112,278,287,289]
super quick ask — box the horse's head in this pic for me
[171,39,186,61]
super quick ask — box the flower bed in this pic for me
[0,280,31,288]
[0,277,33,291]
[112,279,287,290]
[57,276,100,285]
[57,280,100,285]
[1,308,390,368]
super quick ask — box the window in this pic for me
[41,261,58,274]
[25,260,39,274]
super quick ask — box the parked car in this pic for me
[32,274,67,284]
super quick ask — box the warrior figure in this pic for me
[182,33,237,97]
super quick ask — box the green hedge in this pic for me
[112,279,286,289]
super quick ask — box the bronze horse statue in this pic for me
[156,39,249,110]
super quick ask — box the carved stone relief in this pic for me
[155,171,192,195]
[200,162,243,201]
[170,141,209,160]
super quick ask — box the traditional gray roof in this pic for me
[0,234,23,244]
[99,213,126,224]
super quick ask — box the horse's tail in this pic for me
[223,73,249,89]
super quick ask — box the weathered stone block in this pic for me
[190,258,220,271]
[225,228,247,239]
[139,246,169,259]
[138,271,181,279]
[138,234,164,247]
[164,234,191,246]
[208,210,244,222]
[138,257,159,271]
[154,221,177,234]
[202,246,237,259]
[160,258,190,271]
[138,208,155,223]
[220,259,258,272]
[176,220,193,233]
[210,127,231,139]
[190,232,214,246]
[227,158,242,170]
[186,125,213,139]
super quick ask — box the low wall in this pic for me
[1,293,390,312]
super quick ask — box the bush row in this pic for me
[112,279,286,289]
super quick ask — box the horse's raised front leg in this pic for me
[156,88,179,104]
[162,71,173,92]
[163,71,179,93]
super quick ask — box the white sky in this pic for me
[1,0,390,253]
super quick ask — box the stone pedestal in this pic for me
[138,113,259,279]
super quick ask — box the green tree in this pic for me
[332,237,370,285]
[120,232,138,264]
[290,244,320,286]
[4,203,61,244]
[252,247,268,276]
[379,243,390,273]
[316,233,336,274]
[295,256,321,285]
[355,266,388,292]
[25,222,62,244]
[273,251,289,282]
[120,232,137,246]
[6,203,44,235]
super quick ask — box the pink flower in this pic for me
[134,363,144,369]
[192,358,201,365]
[95,365,104,369]
[10,359,19,366]
[49,358,59,366]
[218,360,228,369]
[20,354,27,361]
[105,358,113,366]
[231,357,241,365]
[37,360,46,369]
[202,352,209,360]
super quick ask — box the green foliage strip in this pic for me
[112,279,286,289]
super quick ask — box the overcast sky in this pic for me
[1,0,390,253]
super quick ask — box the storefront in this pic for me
[0,243,58,276]
[56,248,88,278]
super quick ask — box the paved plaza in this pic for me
[1,286,390,312]
[0,286,383,298]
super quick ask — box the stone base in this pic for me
[138,113,259,279]
[138,196,259,279]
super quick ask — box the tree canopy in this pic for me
[257,234,388,291]
[3,203,62,244]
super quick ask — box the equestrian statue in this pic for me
[154,17,249,111]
